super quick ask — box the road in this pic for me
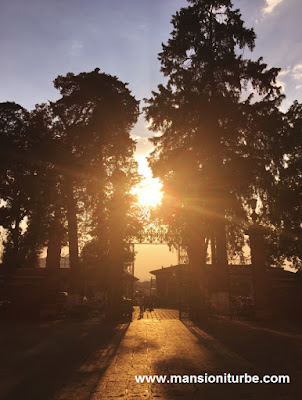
[1,309,301,399]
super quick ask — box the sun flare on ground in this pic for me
[132,156,163,208]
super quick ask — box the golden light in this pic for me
[132,155,163,208]
[134,178,163,207]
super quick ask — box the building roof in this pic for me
[150,264,188,276]
[150,264,297,280]
[123,271,139,281]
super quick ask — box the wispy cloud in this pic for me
[276,68,290,91]
[279,69,290,77]
[263,0,284,14]
[292,64,302,80]
[130,134,142,141]
[275,65,302,93]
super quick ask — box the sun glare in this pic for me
[132,155,163,208]
[135,179,163,207]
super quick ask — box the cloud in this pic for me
[279,69,290,77]
[292,64,302,80]
[276,68,290,92]
[130,134,142,141]
[263,0,284,14]
[275,65,302,93]
[276,78,286,91]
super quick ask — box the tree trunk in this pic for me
[46,209,63,270]
[64,175,80,294]
[216,216,228,266]
[187,210,207,320]
[211,235,217,265]
[106,173,127,320]
[12,197,21,257]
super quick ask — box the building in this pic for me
[150,265,189,308]
[0,260,138,317]
[150,264,302,319]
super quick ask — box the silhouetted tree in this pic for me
[0,102,68,272]
[51,68,139,295]
[145,0,285,312]
[26,103,67,270]
[0,102,31,271]
[81,167,140,311]
[266,101,302,268]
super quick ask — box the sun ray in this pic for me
[133,155,163,208]
[133,178,163,208]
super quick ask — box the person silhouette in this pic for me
[139,297,144,319]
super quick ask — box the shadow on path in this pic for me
[181,316,302,399]
[0,318,129,400]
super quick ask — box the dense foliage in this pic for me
[0,70,140,291]
[145,0,301,268]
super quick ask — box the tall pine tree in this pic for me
[145,0,285,311]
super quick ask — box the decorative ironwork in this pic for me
[124,243,135,276]
[128,224,169,244]
[178,246,189,265]
[126,221,189,270]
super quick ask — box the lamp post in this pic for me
[248,199,271,320]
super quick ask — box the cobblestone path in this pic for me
[133,307,179,320]
[55,308,294,400]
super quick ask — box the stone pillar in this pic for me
[249,223,271,320]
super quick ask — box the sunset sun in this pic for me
[132,155,163,208]
[134,179,163,208]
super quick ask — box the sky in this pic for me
[1,0,302,280]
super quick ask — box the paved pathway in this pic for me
[55,308,298,400]
[133,307,179,321]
